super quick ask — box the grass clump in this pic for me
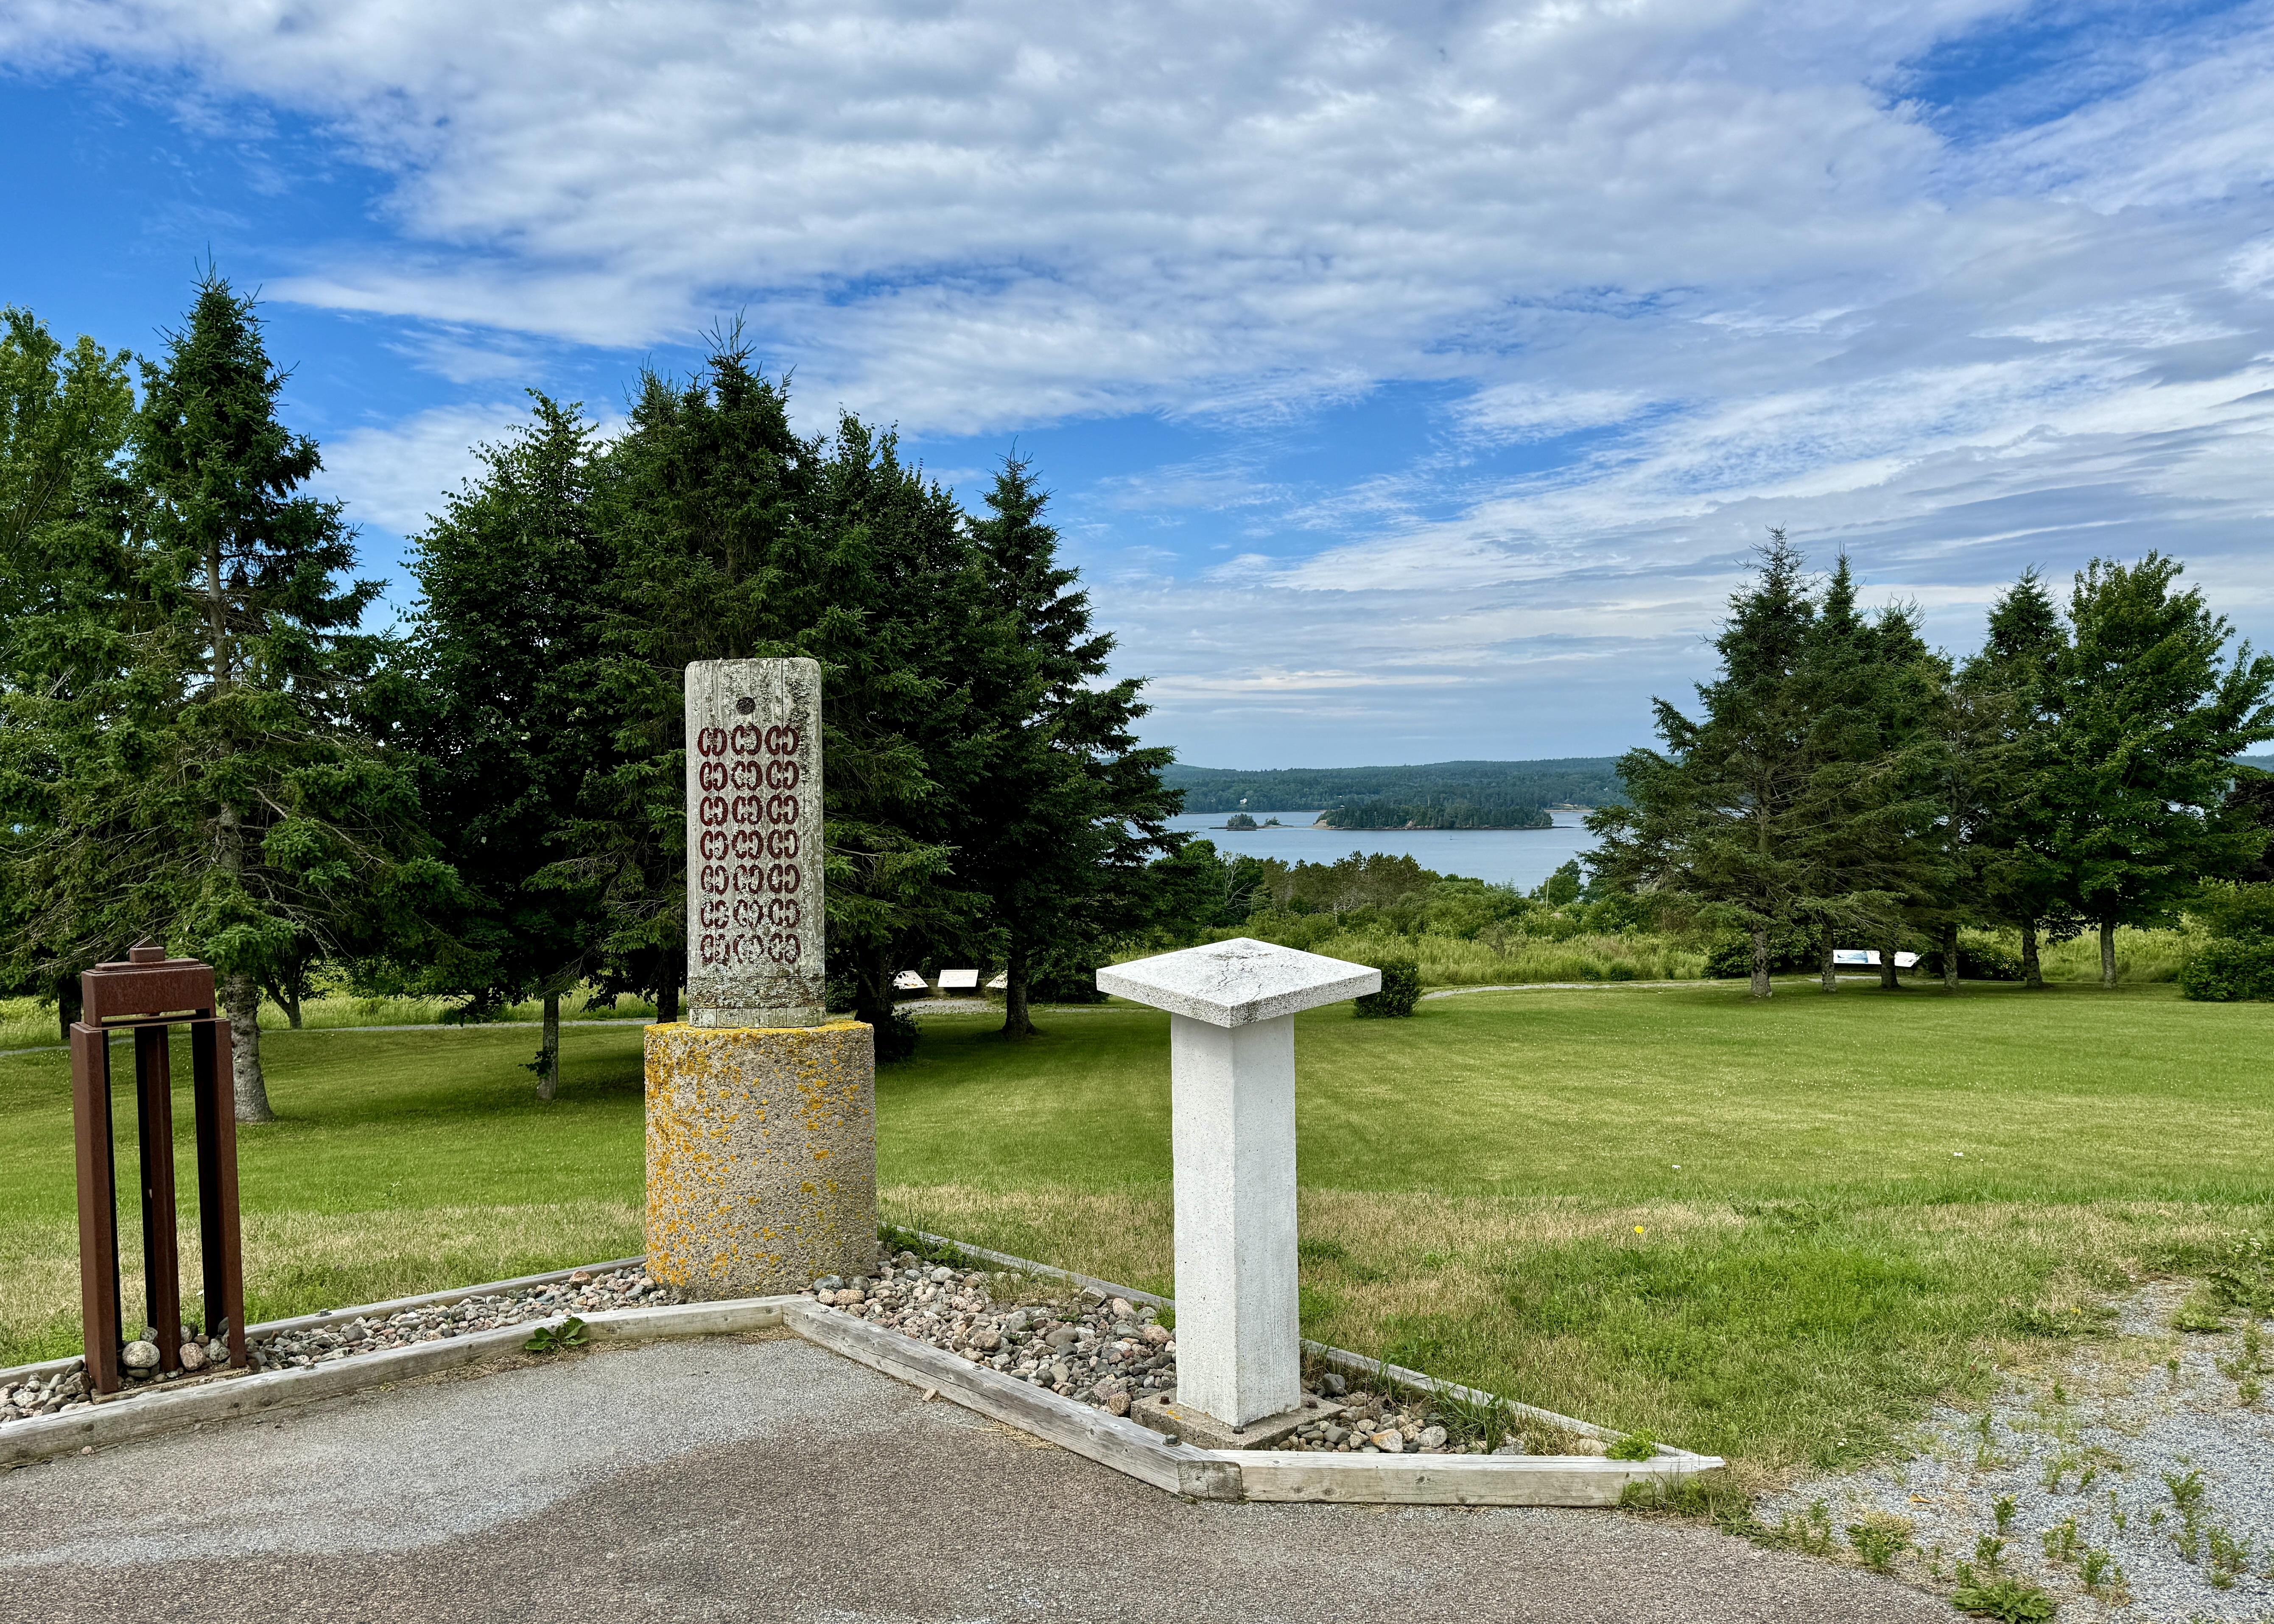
[1844,1510,1912,1572]
[2172,1286,2227,1332]
[1618,1471,1763,1537]
[1949,1574,2057,1622]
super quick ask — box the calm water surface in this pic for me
[1164,810,1596,892]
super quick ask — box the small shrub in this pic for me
[1703,931,1814,980]
[1925,938,2024,982]
[2179,937,2274,1002]
[1950,1575,2057,1622]
[874,1007,921,1063]
[1353,956,1421,1018]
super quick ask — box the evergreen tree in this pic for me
[1590,532,1818,997]
[1850,602,1957,990]
[0,309,139,1035]
[2045,553,2274,984]
[962,455,1178,1037]
[389,396,615,1098]
[1787,559,1947,992]
[589,339,997,1057]
[27,273,444,1121]
[1958,570,2072,987]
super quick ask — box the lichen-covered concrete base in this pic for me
[645,1021,877,1298]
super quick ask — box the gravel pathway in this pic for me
[1764,1280,2274,1621]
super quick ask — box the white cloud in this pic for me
[318,399,629,538]
[14,0,2274,759]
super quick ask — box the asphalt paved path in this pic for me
[0,1335,1946,1623]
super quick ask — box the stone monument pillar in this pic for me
[1097,938,1377,1446]
[644,657,878,1298]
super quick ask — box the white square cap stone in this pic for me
[1096,938,1380,1028]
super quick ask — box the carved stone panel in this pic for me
[684,658,825,1028]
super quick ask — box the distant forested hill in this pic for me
[1164,757,1627,814]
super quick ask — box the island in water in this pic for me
[1315,798,1553,831]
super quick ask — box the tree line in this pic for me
[0,277,1178,1119]
[1589,531,2274,996]
[1165,757,1624,814]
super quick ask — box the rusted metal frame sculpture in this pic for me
[69,944,246,1395]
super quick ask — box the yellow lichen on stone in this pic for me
[644,1020,876,1298]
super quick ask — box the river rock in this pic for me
[121,1340,159,1371]
[178,1342,207,1372]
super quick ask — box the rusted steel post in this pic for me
[71,942,248,1391]
[134,1023,182,1373]
[191,1017,245,1366]
[69,1023,122,1395]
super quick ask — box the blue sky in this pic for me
[6,1,2274,769]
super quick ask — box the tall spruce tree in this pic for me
[589,340,997,1056]
[962,455,1178,1037]
[1590,532,1818,997]
[1958,570,2071,987]
[1787,559,1947,992]
[390,396,614,1098]
[1853,602,1956,990]
[2045,554,2274,984]
[42,271,443,1122]
[0,310,139,1034]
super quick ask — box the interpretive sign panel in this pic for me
[685,658,825,1028]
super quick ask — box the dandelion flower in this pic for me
[1633,1225,1645,1235]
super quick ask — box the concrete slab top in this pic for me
[1097,938,1380,1027]
[0,1333,1955,1624]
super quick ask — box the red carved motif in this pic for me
[694,699,814,973]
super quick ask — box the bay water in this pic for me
[1164,809,1596,893]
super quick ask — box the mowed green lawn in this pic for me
[2,982,2267,1484]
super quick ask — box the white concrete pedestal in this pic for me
[1169,1011,1300,1424]
[1098,938,1378,1431]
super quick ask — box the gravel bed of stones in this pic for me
[1762,1280,2274,1623]
[807,1247,1591,1456]
[0,1264,678,1427]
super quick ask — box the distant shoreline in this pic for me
[1203,812,1592,833]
